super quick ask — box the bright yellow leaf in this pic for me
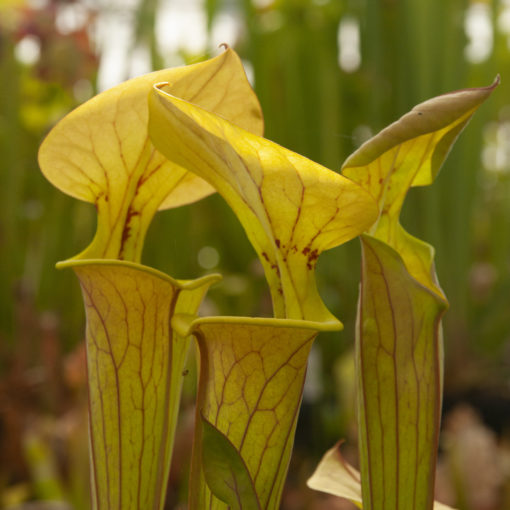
[342,78,499,296]
[38,48,263,262]
[148,85,378,322]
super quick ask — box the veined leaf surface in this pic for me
[38,48,262,262]
[149,85,378,321]
[61,259,219,510]
[356,235,447,510]
[172,315,341,509]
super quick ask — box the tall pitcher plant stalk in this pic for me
[38,48,264,510]
[39,46,496,510]
[308,80,499,510]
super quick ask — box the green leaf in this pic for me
[176,315,340,509]
[201,415,261,510]
[38,48,263,262]
[148,85,378,322]
[59,259,219,510]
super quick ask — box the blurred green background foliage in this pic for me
[1,0,509,508]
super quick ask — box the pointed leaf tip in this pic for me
[343,78,498,183]
[201,415,261,510]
